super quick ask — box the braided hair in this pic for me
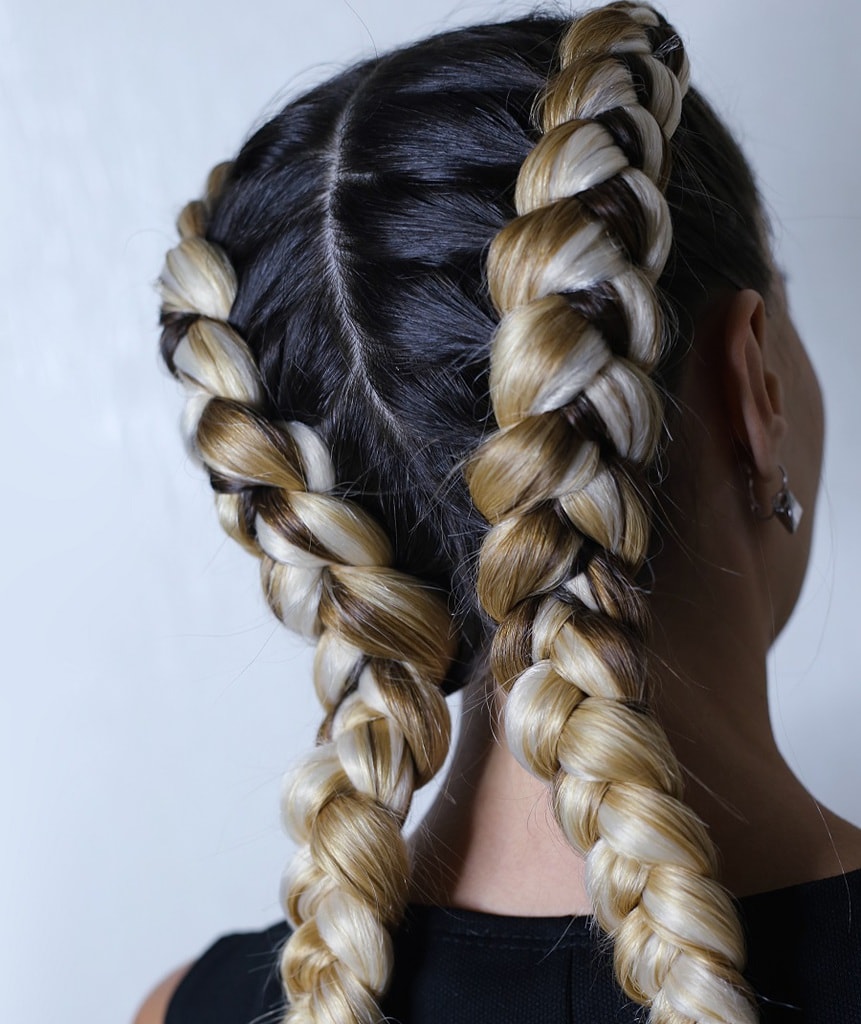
[161,170,454,1022]
[159,5,772,1022]
[471,7,756,1022]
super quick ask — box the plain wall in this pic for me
[2,1,859,1021]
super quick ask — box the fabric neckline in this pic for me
[403,866,861,938]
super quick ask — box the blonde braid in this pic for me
[467,5,756,1023]
[159,165,454,1024]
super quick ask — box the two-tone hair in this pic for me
[159,4,772,1022]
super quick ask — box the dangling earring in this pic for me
[746,463,803,534]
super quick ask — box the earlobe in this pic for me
[722,289,787,481]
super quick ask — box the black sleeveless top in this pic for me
[166,869,861,1023]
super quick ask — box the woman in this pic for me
[139,3,861,1022]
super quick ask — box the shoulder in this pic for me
[739,867,861,1018]
[132,964,193,1024]
[132,922,290,1024]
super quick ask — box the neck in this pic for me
[645,519,860,897]
[409,529,861,915]
[410,682,592,916]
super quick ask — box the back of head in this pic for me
[159,5,771,1022]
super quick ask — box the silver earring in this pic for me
[746,463,803,534]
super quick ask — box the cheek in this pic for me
[799,345,824,493]
[782,324,824,511]
[766,332,823,639]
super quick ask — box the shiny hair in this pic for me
[159,4,771,1022]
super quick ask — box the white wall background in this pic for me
[2,1,859,1021]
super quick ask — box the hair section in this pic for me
[160,169,454,1023]
[467,4,757,1023]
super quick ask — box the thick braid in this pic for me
[467,5,756,1023]
[159,166,454,1024]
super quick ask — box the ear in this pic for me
[722,290,787,481]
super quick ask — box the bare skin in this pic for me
[133,964,192,1024]
[410,285,861,915]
